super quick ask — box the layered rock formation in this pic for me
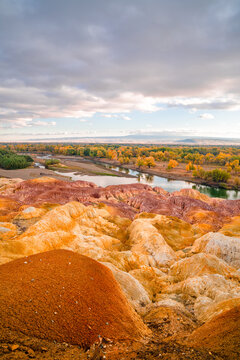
[0,177,240,359]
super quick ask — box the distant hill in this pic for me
[25,132,240,145]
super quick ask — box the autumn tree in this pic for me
[145,156,156,168]
[167,159,178,169]
[186,162,196,171]
[136,157,145,168]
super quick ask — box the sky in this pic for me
[0,0,240,142]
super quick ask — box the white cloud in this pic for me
[189,108,198,114]
[0,85,162,129]
[199,113,215,120]
[0,0,240,139]
[34,120,56,126]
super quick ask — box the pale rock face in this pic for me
[128,218,176,268]
[192,232,240,268]
[0,178,23,196]
[145,298,194,320]
[169,253,240,282]
[195,297,240,323]
[103,262,151,311]
[150,214,202,251]
[134,213,203,251]
[0,226,10,233]
[129,266,168,300]
[0,202,124,264]
[219,216,240,237]
[23,206,36,213]
[0,222,17,240]
[164,273,240,321]
[180,274,239,301]
[97,250,141,272]
[14,206,47,220]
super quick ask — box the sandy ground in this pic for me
[50,156,134,177]
[0,155,135,181]
[0,167,70,181]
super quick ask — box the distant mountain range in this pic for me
[26,132,240,145]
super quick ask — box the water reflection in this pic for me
[98,163,239,200]
[192,185,239,200]
[145,174,154,183]
[40,158,240,200]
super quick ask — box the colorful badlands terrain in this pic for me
[0,177,240,359]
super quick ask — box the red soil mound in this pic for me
[187,305,240,359]
[0,249,149,347]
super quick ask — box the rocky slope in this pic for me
[0,177,240,359]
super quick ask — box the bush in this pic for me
[44,159,60,168]
[193,167,230,183]
[211,169,230,183]
[0,152,33,170]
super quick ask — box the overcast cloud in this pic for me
[0,0,240,134]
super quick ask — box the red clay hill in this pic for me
[0,249,150,347]
[2,177,240,229]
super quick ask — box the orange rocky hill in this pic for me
[0,176,240,359]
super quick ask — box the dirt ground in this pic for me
[0,321,229,360]
[0,167,70,181]
[47,156,135,177]
[0,156,135,181]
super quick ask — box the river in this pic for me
[52,163,239,200]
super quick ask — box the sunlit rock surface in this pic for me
[169,253,239,281]
[192,232,240,268]
[219,216,240,237]
[103,262,151,311]
[1,177,240,358]
[2,176,240,226]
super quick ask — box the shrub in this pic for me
[44,159,60,168]
[193,167,230,183]
[0,152,33,170]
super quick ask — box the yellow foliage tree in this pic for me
[167,159,178,169]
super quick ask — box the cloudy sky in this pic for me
[0,0,240,141]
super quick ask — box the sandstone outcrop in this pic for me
[128,218,176,267]
[103,262,151,311]
[2,177,240,228]
[169,253,239,282]
[0,177,240,358]
[192,232,240,268]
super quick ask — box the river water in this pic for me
[53,163,239,200]
[35,155,239,200]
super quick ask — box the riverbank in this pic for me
[0,167,71,181]
[94,158,240,191]
[33,155,136,178]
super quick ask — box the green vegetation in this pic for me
[193,167,230,183]
[0,149,33,170]
[8,143,240,167]
[44,159,60,168]
[1,143,240,187]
